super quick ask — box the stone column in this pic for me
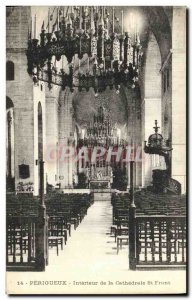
[59,88,74,189]
[171,7,186,193]
[141,32,162,187]
[45,89,59,187]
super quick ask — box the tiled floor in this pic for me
[6,200,186,294]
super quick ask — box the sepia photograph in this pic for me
[5,4,187,295]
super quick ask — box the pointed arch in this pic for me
[6,61,15,81]
[6,96,14,110]
[145,32,161,99]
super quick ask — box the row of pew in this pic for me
[6,192,94,265]
[112,190,186,224]
[110,190,186,256]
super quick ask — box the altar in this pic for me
[89,179,110,190]
[88,165,113,189]
[77,105,121,197]
[89,179,111,201]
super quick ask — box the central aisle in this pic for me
[47,200,129,277]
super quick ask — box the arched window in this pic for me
[6,61,14,81]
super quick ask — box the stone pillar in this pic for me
[171,7,186,193]
[59,88,74,189]
[141,32,162,187]
[121,86,142,188]
[6,7,35,193]
[45,89,59,187]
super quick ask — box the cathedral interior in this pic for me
[6,6,187,284]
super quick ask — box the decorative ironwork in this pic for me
[27,6,142,94]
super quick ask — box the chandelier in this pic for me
[27,7,142,95]
[78,105,126,147]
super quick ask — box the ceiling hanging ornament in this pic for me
[26,6,143,95]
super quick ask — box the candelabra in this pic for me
[27,6,142,95]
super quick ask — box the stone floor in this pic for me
[6,200,186,295]
[47,200,128,275]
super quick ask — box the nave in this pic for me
[6,6,187,295]
[7,199,186,295]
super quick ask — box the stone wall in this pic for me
[6,7,47,195]
[171,7,186,193]
[6,7,35,192]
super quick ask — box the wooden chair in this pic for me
[48,236,63,256]
[117,236,128,254]
[115,225,128,242]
